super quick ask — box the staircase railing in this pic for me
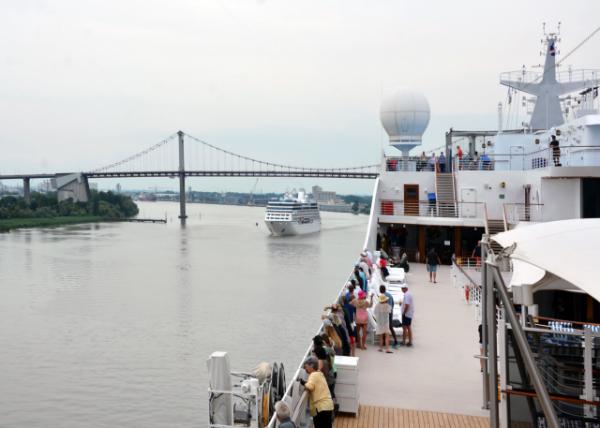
[483,203,490,235]
[502,203,509,232]
[452,170,458,217]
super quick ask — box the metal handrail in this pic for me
[266,268,353,428]
[502,204,509,232]
[452,257,481,290]
[483,203,490,236]
[379,200,485,219]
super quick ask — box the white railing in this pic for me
[379,200,485,220]
[267,178,381,427]
[503,203,544,225]
[386,157,430,172]
[500,68,600,85]
[451,146,600,172]
[451,258,483,322]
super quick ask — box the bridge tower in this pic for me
[23,177,31,203]
[177,130,187,221]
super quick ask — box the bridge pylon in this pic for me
[177,130,187,221]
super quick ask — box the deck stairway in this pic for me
[486,218,506,254]
[434,172,457,217]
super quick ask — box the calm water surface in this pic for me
[0,202,367,427]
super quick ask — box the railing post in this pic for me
[177,130,187,221]
[490,265,560,428]
[583,329,595,420]
[485,251,499,427]
[481,235,490,410]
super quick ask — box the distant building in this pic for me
[311,185,352,213]
[116,183,122,193]
[89,182,99,191]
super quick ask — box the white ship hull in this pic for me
[265,219,321,236]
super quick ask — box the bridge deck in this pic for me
[334,405,489,428]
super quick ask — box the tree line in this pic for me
[0,191,139,220]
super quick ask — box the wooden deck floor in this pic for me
[334,405,490,428]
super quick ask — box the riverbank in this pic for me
[0,216,103,232]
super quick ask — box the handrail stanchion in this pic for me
[489,262,560,428]
[481,235,490,411]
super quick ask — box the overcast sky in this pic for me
[1,0,599,194]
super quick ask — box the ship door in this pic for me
[460,188,477,218]
[404,184,419,215]
[509,146,524,170]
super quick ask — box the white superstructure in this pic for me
[264,191,321,236]
[366,29,600,266]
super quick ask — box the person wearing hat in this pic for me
[400,285,414,347]
[299,356,334,428]
[374,291,393,353]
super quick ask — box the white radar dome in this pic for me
[380,89,430,154]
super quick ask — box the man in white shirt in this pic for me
[401,285,414,347]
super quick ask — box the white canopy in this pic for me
[492,218,600,303]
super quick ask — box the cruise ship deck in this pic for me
[334,263,489,427]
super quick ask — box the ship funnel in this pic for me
[380,89,431,156]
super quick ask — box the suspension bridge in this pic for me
[0,130,380,220]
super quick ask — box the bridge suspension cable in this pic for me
[183,132,379,172]
[91,133,179,173]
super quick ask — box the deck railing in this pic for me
[379,200,485,220]
[267,179,381,428]
[502,317,600,425]
[385,146,600,173]
[503,203,544,225]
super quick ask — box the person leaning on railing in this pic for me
[299,356,334,428]
[274,401,297,428]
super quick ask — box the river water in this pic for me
[0,202,368,428]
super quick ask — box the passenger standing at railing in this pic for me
[323,305,351,356]
[472,151,480,170]
[481,152,491,170]
[351,290,373,350]
[353,265,366,291]
[274,401,297,428]
[359,255,371,280]
[312,336,335,398]
[550,135,561,166]
[428,153,436,171]
[299,357,334,428]
[438,151,446,173]
[418,151,428,171]
[456,145,463,170]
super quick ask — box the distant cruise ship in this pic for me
[264,191,321,236]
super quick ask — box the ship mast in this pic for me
[500,24,600,130]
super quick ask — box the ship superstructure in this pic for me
[368,28,600,427]
[368,29,600,265]
[264,190,320,236]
